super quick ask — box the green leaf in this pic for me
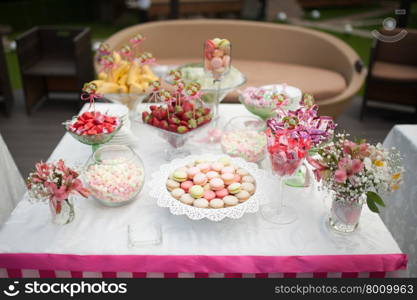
[366,191,385,207]
[366,197,380,213]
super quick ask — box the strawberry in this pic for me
[160,120,169,130]
[150,105,158,111]
[197,116,205,125]
[175,111,184,120]
[168,116,180,125]
[177,126,188,134]
[175,105,183,113]
[159,109,168,120]
[203,107,211,115]
[182,111,193,121]
[142,111,149,121]
[188,119,197,129]
[182,101,194,112]
[168,124,178,132]
[179,120,188,126]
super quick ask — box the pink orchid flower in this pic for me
[334,157,364,184]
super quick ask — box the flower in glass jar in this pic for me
[334,156,364,184]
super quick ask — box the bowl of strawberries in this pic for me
[141,99,213,160]
[64,111,122,152]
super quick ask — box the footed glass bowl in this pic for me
[143,120,212,161]
[63,118,122,152]
[84,145,145,207]
[168,63,247,108]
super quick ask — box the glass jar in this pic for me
[221,116,267,163]
[84,145,145,207]
[49,197,75,225]
[329,197,363,233]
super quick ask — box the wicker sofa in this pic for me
[98,19,366,118]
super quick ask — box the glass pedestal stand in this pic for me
[261,174,298,224]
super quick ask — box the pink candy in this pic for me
[215,188,229,198]
[180,181,194,192]
[203,190,216,201]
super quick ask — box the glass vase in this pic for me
[328,197,363,233]
[49,197,75,225]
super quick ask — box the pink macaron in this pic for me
[197,163,211,173]
[233,174,241,183]
[209,178,224,191]
[187,167,200,179]
[206,171,220,180]
[221,173,234,185]
[221,166,235,174]
[193,173,208,185]
[215,188,229,199]
[203,190,216,201]
[180,181,194,192]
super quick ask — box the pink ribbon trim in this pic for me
[0,253,407,274]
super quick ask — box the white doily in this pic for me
[149,154,268,221]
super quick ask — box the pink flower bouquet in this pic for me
[26,160,89,214]
[308,133,404,212]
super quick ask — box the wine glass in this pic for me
[203,38,232,143]
[261,152,301,224]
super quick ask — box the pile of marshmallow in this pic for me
[85,159,144,203]
[166,157,256,209]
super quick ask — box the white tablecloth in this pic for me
[0,104,406,276]
[382,125,417,277]
[0,133,25,225]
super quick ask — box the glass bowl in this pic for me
[221,116,267,163]
[63,116,123,152]
[238,84,302,120]
[84,145,145,207]
[167,63,247,106]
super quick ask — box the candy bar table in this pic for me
[0,104,408,278]
[381,125,417,278]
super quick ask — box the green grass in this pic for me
[305,4,382,21]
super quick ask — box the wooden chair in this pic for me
[0,33,14,116]
[16,26,94,114]
[361,29,417,119]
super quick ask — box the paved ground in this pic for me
[1,90,415,178]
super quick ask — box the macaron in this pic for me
[180,193,195,205]
[242,182,256,195]
[221,166,235,174]
[193,198,209,208]
[197,163,211,173]
[203,183,211,191]
[171,188,185,199]
[193,173,208,185]
[233,174,241,183]
[236,190,250,202]
[218,157,231,166]
[189,185,204,199]
[206,171,220,180]
[166,179,180,191]
[203,190,216,201]
[172,170,188,182]
[210,198,224,209]
[211,162,224,172]
[180,181,194,192]
[215,188,229,198]
[237,168,249,176]
[187,167,200,179]
[242,175,255,184]
[221,173,234,185]
[209,178,224,191]
[223,195,239,207]
[228,182,241,194]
